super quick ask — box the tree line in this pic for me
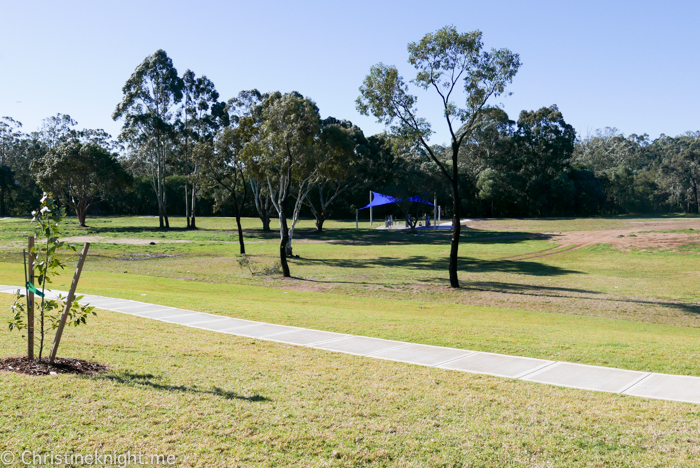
[1,26,698,285]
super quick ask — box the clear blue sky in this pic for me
[1,0,698,145]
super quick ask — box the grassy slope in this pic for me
[2,296,700,467]
[0,263,699,376]
[3,215,700,465]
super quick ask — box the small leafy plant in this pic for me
[236,255,283,277]
[8,193,95,359]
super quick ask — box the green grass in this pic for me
[3,214,700,465]
[2,295,700,467]
[1,265,700,376]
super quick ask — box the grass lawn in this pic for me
[3,214,700,465]
[2,295,700,467]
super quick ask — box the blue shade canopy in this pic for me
[360,191,434,209]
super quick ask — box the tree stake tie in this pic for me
[26,281,45,298]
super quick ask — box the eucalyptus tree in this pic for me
[0,117,23,162]
[305,118,365,232]
[659,133,700,213]
[244,91,322,277]
[179,70,227,228]
[357,26,520,288]
[194,127,248,254]
[0,117,23,215]
[511,105,577,215]
[34,140,131,227]
[226,90,275,232]
[37,114,78,149]
[113,49,183,229]
[250,179,275,231]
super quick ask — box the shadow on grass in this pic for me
[294,226,551,246]
[465,281,700,316]
[67,223,552,247]
[95,371,270,402]
[298,255,579,277]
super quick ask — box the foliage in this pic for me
[113,49,184,229]
[304,117,366,231]
[6,193,95,359]
[243,91,323,276]
[235,256,283,276]
[177,69,227,228]
[34,140,131,227]
[357,25,521,287]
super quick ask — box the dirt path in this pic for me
[491,219,700,261]
[62,236,193,245]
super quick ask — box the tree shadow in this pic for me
[297,255,579,276]
[294,226,550,246]
[93,371,270,402]
[463,281,700,316]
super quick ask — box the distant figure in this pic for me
[426,214,431,227]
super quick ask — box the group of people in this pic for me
[384,214,432,228]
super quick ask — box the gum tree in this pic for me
[305,118,366,232]
[227,90,276,232]
[179,70,227,228]
[34,140,131,227]
[113,50,183,229]
[194,127,248,255]
[244,91,321,277]
[357,26,520,288]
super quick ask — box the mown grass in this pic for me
[3,214,700,465]
[1,265,700,376]
[2,295,700,467]
[2,215,700,327]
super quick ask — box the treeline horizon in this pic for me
[1,111,698,222]
[1,49,699,231]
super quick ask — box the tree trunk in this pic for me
[232,195,246,255]
[190,183,196,229]
[279,211,290,277]
[0,184,5,217]
[448,167,460,288]
[185,184,190,228]
[261,215,271,232]
[315,211,325,232]
[77,206,87,228]
[694,180,699,214]
[162,159,169,229]
[236,215,246,255]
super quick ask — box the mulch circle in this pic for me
[0,356,108,376]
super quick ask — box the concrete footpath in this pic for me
[3,284,700,405]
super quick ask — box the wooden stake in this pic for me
[27,237,35,360]
[49,243,90,363]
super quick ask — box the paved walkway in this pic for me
[3,284,700,405]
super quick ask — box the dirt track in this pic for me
[62,236,193,245]
[491,219,700,260]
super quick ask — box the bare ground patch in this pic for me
[0,356,108,376]
[547,229,700,251]
[63,235,194,245]
[273,277,338,293]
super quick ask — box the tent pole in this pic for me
[369,191,373,226]
[356,209,358,229]
[434,194,437,229]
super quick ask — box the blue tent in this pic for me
[360,191,433,209]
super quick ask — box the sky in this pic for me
[1,0,698,145]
